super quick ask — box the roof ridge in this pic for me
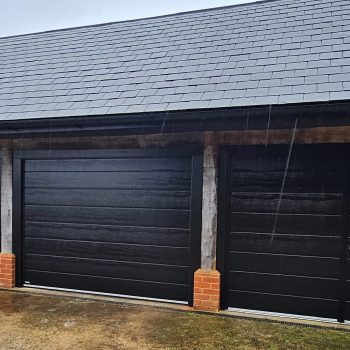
[0,0,282,41]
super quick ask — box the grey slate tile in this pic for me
[330,91,350,100]
[87,99,107,108]
[161,94,183,103]
[166,100,210,110]
[145,103,169,112]
[125,104,149,113]
[278,94,304,104]
[305,75,329,84]
[208,98,233,108]
[303,92,331,102]
[107,105,129,114]
[141,95,163,104]
[317,82,343,92]
[254,95,279,105]
[202,91,225,100]
[245,88,269,97]
[292,84,317,94]
[269,86,293,95]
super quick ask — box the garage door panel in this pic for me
[228,252,340,279]
[25,238,189,266]
[229,233,342,257]
[25,158,192,172]
[229,271,339,300]
[25,189,191,210]
[25,270,188,302]
[21,148,201,303]
[25,206,190,229]
[230,193,343,215]
[25,222,189,247]
[227,291,338,319]
[25,171,192,190]
[25,255,189,285]
[223,145,348,320]
[230,212,343,236]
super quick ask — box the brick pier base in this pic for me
[193,269,220,312]
[0,253,15,288]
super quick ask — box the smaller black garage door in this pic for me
[218,145,350,322]
[14,148,202,304]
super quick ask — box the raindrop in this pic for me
[271,118,298,241]
[160,112,168,134]
[265,105,272,147]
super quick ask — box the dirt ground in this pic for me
[0,291,349,350]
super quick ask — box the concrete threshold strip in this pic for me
[1,286,348,333]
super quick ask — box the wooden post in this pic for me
[201,132,219,270]
[0,147,15,288]
[193,132,221,312]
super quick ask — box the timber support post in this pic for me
[193,132,221,312]
[0,147,15,288]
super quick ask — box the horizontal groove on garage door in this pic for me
[25,255,188,284]
[228,233,342,257]
[230,192,343,215]
[25,222,189,247]
[228,271,340,299]
[23,151,197,302]
[229,171,345,193]
[25,206,190,229]
[25,158,192,172]
[25,171,192,190]
[230,213,343,236]
[24,189,191,209]
[227,290,339,319]
[225,145,346,319]
[25,271,189,302]
[228,252,340,279]
[25,238,189,266]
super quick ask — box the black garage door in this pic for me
[14,148,202,304]
[218,145,349,322]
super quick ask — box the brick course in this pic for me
[0,253,15,288]
[193,269,220,312]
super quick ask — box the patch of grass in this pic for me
[147,312,350,350]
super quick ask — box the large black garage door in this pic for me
[218,145,349,322]
[14,148,202,304]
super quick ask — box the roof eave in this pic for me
[0,100,349,139]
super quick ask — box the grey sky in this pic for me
[0,0,258,38]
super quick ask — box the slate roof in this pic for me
[0,0,349,121]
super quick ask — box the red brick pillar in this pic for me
[193,269,220,312]
[0,253,15,288]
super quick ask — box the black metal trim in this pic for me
[2,100,350,139]
[338,145,350,323]
[188,153,203,306]
[217,146,230,310]
[13,157,24,287]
